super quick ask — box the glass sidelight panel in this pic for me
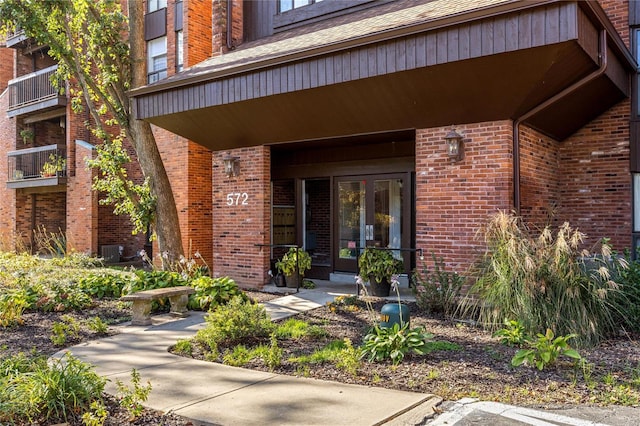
[338,181,365,260]
[374,179,402,258]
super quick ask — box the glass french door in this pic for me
[334,174,408,273]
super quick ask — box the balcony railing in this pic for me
[7,65,66,117]
[5,29,28,48]
[7,144,67,189]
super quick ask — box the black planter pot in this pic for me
[369,276,391,297]
[285,273,300,288]
[274,273,286,287]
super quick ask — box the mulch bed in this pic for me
[2,290,639,425]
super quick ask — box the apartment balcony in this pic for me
[7,144,67,190]
[5,29,28,49]
[7,65,66,118]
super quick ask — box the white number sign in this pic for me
[226,192,249,206]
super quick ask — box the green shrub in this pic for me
[0,289,28,327]
[360,323,433,366]
[195,296,274,349]
[222,345,253,367]
[86,316,109,334]
[412,253,464,317]
[79,271,132,299]
[34,281,93,312]
[459,212,627,347]
[0,353,105,424]
[289,339,361,375]
[51,315,81,346]
[187,275,247,311]
[115,369,152,420]
[512,329,581,370]
[493,319,527,347]
[174,339,193,356]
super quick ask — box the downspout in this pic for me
[226,0,235,50]
[512,29,608,214]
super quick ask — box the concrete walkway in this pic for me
[56,282,441,426]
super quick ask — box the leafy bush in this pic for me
[195,296,275,350]
[50,315,81,346]
[115,369,152,420]
[412,253,464,317]
[79,271,133,299]
[493,319,527,347]
[34,281,93,312]
[360,323,433,366]
[358,247,403,284]
[187,275,247,311]
[0,353,105,424]
[86,316,109,334]
[460,212,628,347]
[512,329,581,370]
[0,289,29,327]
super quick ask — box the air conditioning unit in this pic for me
[101,245,121,263]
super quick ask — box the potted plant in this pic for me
[358,247,403,297]
[19,128,34,144]
[276,247,312,288]
[41,154,66,177]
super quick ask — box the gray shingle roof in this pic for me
[165,0,515,83]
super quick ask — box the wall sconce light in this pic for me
[222,153,240,177]
[444,127,464,161]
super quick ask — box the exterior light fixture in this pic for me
[444,128,464,161]
[222,153,240,177]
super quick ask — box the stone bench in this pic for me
[121,286,195,326]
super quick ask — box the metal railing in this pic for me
[7,144,67,181]
[7,65,62,111]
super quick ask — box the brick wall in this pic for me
[0,90,17,248]
[212,146,270,288]
[415,121,513,272]
[599,0,629,47]
[519,126,560,227]
[210,0,243,57]
[557,100,631,251]
[0,48,14,92]
[186,0,214,64]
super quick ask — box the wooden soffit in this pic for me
[132,0,635,150]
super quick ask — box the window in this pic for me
[176,30,184,72]
[148,0,167,13]
[147,36,167,83]
[278,0,324,13]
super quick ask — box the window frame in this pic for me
[147,36,168,84]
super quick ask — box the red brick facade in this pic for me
[0,1,635,287]
[211,147,270,287]
[415,122,514,271]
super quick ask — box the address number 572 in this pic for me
[226,192,249,206]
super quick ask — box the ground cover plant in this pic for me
[0,249,277,425]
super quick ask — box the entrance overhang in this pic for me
[131,0,635,149]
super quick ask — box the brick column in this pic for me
[212,146,271,288]
[415,121,513,272]
[66,139,98,254]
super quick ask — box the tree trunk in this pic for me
[128,0,183,266]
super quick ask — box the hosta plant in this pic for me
[511,329,581,371]
[360,323,433,366]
